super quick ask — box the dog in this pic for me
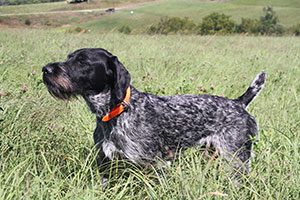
[42,48,266,181]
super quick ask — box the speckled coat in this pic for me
[42,48,266,177]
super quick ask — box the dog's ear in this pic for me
[108,56,131,105]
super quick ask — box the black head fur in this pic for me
[42,48,131,105]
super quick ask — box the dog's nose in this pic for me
[42,65,54,75]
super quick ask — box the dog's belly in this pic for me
[101,126,213,164]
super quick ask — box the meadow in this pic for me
[0,28,299,199]
[1,0,300,33]
[82,0,300,33]
[0,0,151,15]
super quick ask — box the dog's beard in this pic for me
[43,74,75,100]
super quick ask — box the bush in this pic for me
[24,19,31,26]
[236,7,285,35]
[236,18,260,34]
[118,25,132,34]
[257,6,285,35]
[147,16,196,35]
[65,26,89,34]
[198,12,236,35]
[146,7,289,36]
[290,23,300,36]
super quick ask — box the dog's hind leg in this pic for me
[217,132,254,184]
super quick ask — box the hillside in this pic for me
[0,0,299,33]
[83,0,300,33]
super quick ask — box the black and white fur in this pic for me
[42,48,266,180]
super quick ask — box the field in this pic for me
[1,0,300,32]
[84,0,300,33]
[1,0,300,199]
[0,28,299,199]
[0,0,152,15]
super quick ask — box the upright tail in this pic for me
[235,71,266,108]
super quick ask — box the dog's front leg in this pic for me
[93,120,111,186]
[96,148,110,186]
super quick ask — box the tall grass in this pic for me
[0,29,299,199]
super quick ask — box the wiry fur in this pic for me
[42,48,266,180]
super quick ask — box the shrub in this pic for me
[24,19,31,26]
[290,23,300,36]
[287,23,300,36]
[147,16,196,35]
[257,6,285,35]
[198,12,236,35]
[74,26,84,32]
[236,18,260,34]
[65,26,88,34]
[236,7,285,35]
[146,7,289,36]
[43,20,52,26]
[118,25,132,34]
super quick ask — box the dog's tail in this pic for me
[235,71,266,108]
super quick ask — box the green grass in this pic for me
[0,0,151,15]
[83,0,300,33]
[0,1,68,15]
[0,28,300,199]
[1,0,300,33]
[231,0,300,8]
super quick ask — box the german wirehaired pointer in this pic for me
[42,48,266,180]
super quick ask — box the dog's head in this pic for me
[42,48,131,105]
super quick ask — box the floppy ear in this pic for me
[109,56,131,105]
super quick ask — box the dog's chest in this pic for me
[102,140,118,160]
[101,125,145,163]
[100,120,159,163]
[101,137,144,163]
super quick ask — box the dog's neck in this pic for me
[83,86,137,119]
[83,88,112,118]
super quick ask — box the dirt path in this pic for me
[0,1,156,17]
[0,8,108,17]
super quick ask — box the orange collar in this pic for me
[102,87,131,122]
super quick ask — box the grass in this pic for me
[83,0,300,33]
[0,0,154,29]
[0,28,299,199]
[231,0,300,8]
[1,0,300,32]
[0,0,152,15]
[0,1,68,15]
